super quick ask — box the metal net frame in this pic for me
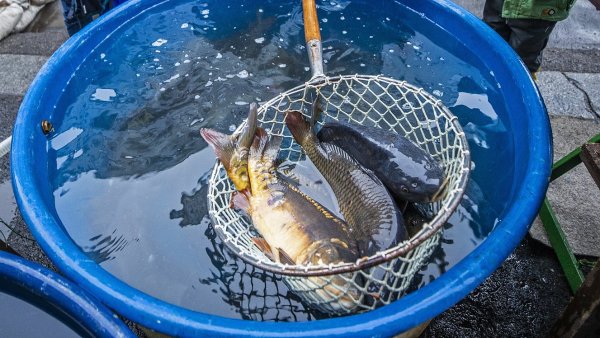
[207,74,470,314]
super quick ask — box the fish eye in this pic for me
[411,182,418,188]
[400,185,409,193]
[424,163,432,170]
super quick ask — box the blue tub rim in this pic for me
[10,0,552,336]
[0,251,135,337]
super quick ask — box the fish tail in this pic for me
[250,128,282,164]
[200,128,235,170]
[285,110,313,146]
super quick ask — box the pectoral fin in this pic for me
[230,190,251,214]
[252,237,274,261]
[278,248,295,265]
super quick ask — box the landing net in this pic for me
[207,74,470,314]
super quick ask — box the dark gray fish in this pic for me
[286,111,408,256]
[317,122,446,202]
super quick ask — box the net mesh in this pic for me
[207,74,470,315]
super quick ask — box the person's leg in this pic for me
[506,18,557,72]
[59,0,107,36]
[483,0,511,41]
[60,0,84,36]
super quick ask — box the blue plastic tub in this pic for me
[11,0,551,336]
[0,251,134,337]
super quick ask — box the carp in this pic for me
[201,114,362,311]
[285,110,408,256]
[317,121,446,202]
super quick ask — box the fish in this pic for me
[200,103,258,192]
[202,125,362,311]
[285,110,408,256]
[316,121,447,202]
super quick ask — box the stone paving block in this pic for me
[536,71,596,119]
[529,116,600,257]
[0,31,68,56]
[0,94,22,142]
[448,0,484,17]
[0,54,48,96]
[565,72,600,119]
[543,48,600,73]
[549,0,600,50]
[451,0,600,50]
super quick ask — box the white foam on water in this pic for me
[100,53,106,59]
[201,9,209,15]
[254,37,265,44]
[237,70,249,78]
[234,101,248,106]
[190,118,204,126]
[164,74,180,83]
[181,23,189,29]
[56,155,68,169]
[91,88,117,102]
[51,127,84,150]
[216,53,222,59]
[228,124,237,131]
[205,80,213,87]
[152,38,168,47]
[73,149,83,159]
[278,64,286,68]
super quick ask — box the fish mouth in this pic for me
[430,176,449,202]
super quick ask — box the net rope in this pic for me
[207,74,470,314]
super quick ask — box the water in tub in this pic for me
[49,0,513,321]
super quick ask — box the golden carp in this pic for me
[201,118,362,311]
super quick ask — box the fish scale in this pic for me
[287,111,407,256]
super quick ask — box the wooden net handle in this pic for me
[302,0,321,42]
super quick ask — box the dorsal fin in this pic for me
[321,142,383,184]
[249,128,282,164]
[263,135,283,163]
[250,128,269,159]
[321,142,361,165]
